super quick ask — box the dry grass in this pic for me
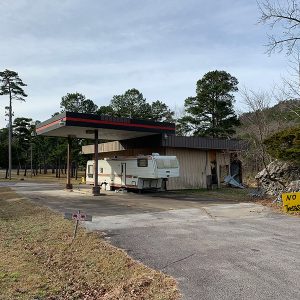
[173,187,251,201]
[255,197,300,217]
[0,169,85,184]
[0,187,180,300]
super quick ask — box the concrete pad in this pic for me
[86,208,211,231]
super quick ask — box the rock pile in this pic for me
[255,160,300,195]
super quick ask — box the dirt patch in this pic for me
[255,197,300,217]
[0,187,180,300]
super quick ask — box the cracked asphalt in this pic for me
[2,182,300,300]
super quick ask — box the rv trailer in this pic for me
[86,154,179,191]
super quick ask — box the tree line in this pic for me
[0,69,244,178]
[1,68,299,179]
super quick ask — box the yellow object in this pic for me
[282,192,300,212]
[81,176,86,184]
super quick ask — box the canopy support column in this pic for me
[66,136,73,189]
[92,129,100,196]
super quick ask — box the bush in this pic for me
[264,126,300,164]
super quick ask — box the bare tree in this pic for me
[239,88,272,171]
[238,88,288,187]
[258,0,300,54]
[273,51,300,119]
[238,89,284,174]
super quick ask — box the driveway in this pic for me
[3,182,300,300]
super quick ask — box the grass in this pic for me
[172,186,251,201]
[0,187,180,300]
[0,169,85,185]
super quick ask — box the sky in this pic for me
[0,0,290,128]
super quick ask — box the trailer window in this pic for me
[137,158,148,167]
[156,159,179,169]
[87,165,94,178]
[88,165,93,174]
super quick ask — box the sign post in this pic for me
[282,192,300,212]
[64,210,93,240]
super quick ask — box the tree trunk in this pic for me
[72,162,75,178]
[58,158,61,178]
[16,148,21,176]
[43,157,47,174]
[5,168,8,179]
[55,159,58,178]
[24,163,27,177]
[75,161,78,180]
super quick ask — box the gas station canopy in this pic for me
[36,112,175,195]
[36,111,176,140]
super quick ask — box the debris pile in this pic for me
[255,160,300,195]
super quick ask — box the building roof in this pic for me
[82,135,247,154]
[162,135,247,151]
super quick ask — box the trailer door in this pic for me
[121,163,126,186]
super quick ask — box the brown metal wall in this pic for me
[166,147,231,190]
[166,147,208,190]
[96,147,166,159]
[82,141,125,154]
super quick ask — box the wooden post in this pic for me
[92,130,100,195]
[66,136,73,189]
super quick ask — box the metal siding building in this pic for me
[82,135,247,190]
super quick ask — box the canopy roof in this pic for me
[36,112,175,140]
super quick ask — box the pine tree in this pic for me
[0,69,27,179]
[181,70,240,137]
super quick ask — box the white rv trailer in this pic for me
[86,154,179,191]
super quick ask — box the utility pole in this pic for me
[30,122,36,178]
[8,91,12,180]
[30,139,33,178]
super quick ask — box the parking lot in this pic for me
[3,182,300,300]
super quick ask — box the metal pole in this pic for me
[30,141,33,178]
[66,136,73,189]
[92,130,100,195]
[8,97,12,180]
[73,210,80,241]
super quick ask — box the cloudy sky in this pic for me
[0,0,289,127]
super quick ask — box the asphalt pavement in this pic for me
[2,182,300,300]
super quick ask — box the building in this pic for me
[82,134,246,190]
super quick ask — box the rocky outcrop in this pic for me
[255,160,300,195]
[287,180,300,192]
